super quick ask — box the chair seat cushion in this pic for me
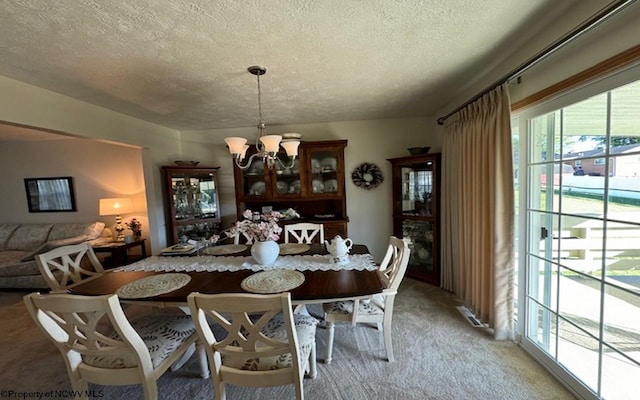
[224,314,318,371]
[323,296,384,316]
[84,314,196,369]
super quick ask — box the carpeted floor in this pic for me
[0,279,575,399]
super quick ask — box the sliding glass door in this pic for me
[515,75,640,400]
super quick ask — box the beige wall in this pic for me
[0,138,149,247]
[180,117,437,260]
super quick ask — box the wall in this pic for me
[0,138,149,246]
[0,75,182,252]
[180,117,437,261]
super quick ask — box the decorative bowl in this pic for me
[174,160,200,166]
[407,147,430,155]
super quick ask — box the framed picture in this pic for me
[24,177,77,213]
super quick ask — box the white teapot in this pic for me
[325,235,353,264]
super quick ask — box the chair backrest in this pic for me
[35,242,105,292]
[378,236,410,291]
[23,292,154,375]
[232,229,255,245]
[187,292,302,388]
[284,223,324,244]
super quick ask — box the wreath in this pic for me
[351,162,384,190]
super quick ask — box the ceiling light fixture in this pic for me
[224,66,301,170]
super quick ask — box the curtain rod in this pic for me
[436,0,637,125]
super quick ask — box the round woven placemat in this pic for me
[116,273,191,299]
[241,270,305,294]
[203,244,247,255]
[278,243,311,255]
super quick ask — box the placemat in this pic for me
[116,273,191,299]
[240,270,305,294]
[203,244,247,255]
[278,243,311,255]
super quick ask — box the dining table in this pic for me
[68,243,386,306]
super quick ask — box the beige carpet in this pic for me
[0,279,575,399]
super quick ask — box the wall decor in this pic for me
[24,177,77,212]
[351,162,384,190]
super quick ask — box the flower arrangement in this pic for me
[213,208,300,243]
[125,218,142,233]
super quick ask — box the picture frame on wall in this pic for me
[24,176,77,212]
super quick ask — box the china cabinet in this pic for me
[232,140,348,240]
[161,166,222,243]
[387,153,441,285]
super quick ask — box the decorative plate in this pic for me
[351,162,384,190]
[241,270,305,294]
[250,181,266,195]
[203,244,248,255]
[116,273,191,299]
[276,181,289,194]
[312,179,325,193]
[279,243,311,255]
[324,179,338,192]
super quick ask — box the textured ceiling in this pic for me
[0,0,582,136]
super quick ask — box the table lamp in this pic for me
[99,198,134,242]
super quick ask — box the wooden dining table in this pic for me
[68,243,385,306]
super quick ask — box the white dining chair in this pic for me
[284,223,324,244]
[322,236,410,363]
[35,242,106,292]
[24,292,205,400]
[187,292,319,400]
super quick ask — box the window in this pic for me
[514,76,640,400]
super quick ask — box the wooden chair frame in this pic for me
[284,223,325,244]
[323,236,410,363]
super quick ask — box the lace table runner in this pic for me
[115,253,377,273]
[241,270,305,294]
[115,273,191,299]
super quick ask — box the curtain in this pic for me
[441,84,515,340]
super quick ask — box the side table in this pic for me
[93,239,147,268]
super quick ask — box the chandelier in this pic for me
[224,66,301,170]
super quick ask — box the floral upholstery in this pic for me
[84,314,196,369]
[222,314,318,371]
[323,295,385,316]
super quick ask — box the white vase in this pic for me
[251,240,280,265]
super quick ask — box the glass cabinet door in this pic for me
[401,161,434,216]
[240,156,268,198]
[273,153,301,197]
[307,148,340,195]
[388,153,440,285]
[162,166,221,243]
[401,219,435,274]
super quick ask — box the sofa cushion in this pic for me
[0,225,20,251]
[6,224,53,251]
[20,234,91,262]
[0,251,40,277]
[48,222,105,241]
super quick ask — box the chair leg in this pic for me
[324,321,335,364]
[69,377,89,400]
[383,306,395,362]
[196,341,210,378]
[142,380,158,400]
[171,342,195,371]
[308,340,317,378]
[214,379,226,400]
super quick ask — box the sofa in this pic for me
[0,222,113,289]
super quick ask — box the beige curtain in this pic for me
[441,84,515,340]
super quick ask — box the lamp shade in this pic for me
[280,140,300,157]
[99,198,134,216]
[259,135,282,153]
[224,137,248,155]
